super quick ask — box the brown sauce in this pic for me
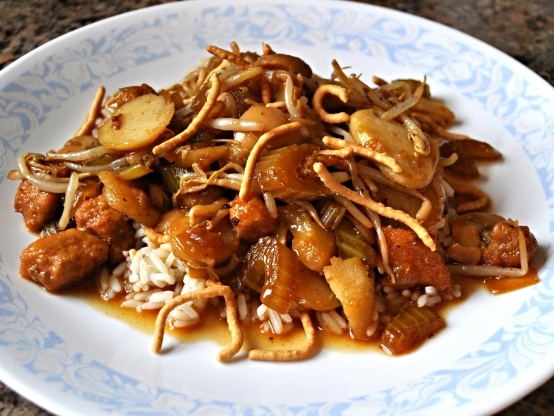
[66,284,448,354]
[483,267,539,294]
[452,267,539,295]
[64,264,539,358]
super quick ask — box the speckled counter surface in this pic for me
[0,0,553,415]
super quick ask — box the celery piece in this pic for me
[238,259,265,293]
[335,218,376,266]
[317,199,346,230]
[381,305,444,355]
[155,160,187,194]
[255,144,331,202]
[236,236,298,314]
[295,262,341,311]
[115,164,152,181]
[260,239,298,314]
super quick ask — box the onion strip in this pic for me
[46,145,114,162]
[203,118,264,131]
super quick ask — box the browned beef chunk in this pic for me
[74,195,136,264]
[20,228,109,291]
[482,221,538,267]
[383,226,452,291]
[14,180,62,233]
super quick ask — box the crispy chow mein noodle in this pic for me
[12,42,538,360]
[152,281,243,362]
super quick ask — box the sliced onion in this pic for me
[221,66,263,90]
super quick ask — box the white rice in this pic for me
[97,227,463,338]
[237,293,248,321]
[98,232,299,334]
[316,310,348,335]
[253,302,294,335]
[95,235,205,328]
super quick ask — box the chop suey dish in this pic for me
[10,43,538,361]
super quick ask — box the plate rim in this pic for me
[1,0,553,415]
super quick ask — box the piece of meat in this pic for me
[383,226,452,291]
[20,228,109,291]
[14,180,62,233]
[74,195,136,264]
[482,221,538,267]
[229,196,277,242]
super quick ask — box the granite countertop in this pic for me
[0,0,553,415]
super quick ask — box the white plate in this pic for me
[1,1,553,414]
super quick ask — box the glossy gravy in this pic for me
[65,274,513,357]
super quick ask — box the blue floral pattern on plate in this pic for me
[1,1,553,414]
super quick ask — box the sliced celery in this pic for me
[155,160,187,194]
[381,305,444,355]
[317,199,346,230]
[236,236,298,314]
[255,144,331,202]
[115,164,152,181]
[335,218,376,266]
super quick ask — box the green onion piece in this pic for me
[115,164,152,181]
[381,305,444,355]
